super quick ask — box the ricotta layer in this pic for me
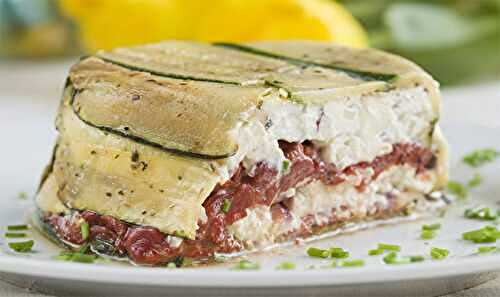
[217,86,437,183]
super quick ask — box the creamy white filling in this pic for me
[261,86,434,169]
[228,165,439,246]
[214,86,435,183]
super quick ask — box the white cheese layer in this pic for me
[261,86,435,169]
[214,86,436,183]
[228,165,441,246]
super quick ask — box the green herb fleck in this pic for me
[378,243,401,252]
[368,249,384,256]
[8,240,34,253]
[447,181,468,200]
[214,254,227,263]
[463,149,499,167]
[233,260,260,270]
[55,251,97,263]
[307,247,330,258]
[430,247,449,260]
[282,160,290,172]
[468,173,483,188]
[17,192,28,200]
[409,255,425,262]
[222,199,231,213]
[276,262,296,270]
[329,247,349,259]
[422,223,441,231]
[5,233,27,238]
[462,226,500,243]
[478,246,498,254]
[7,225,28,231]
[383,252,401,264]
[465,207,497,221]
[335,259,365,267]
[166,262,177,268]
[80,222,90,240]
[421,230,436,240]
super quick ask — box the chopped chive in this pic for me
[233,260,260,270]
[430,247,449,260]
[8,240,34,253]
[78,243,90,254]
[447,181,468,200]
[5,233,27,238]
[276,262,296,270]
[464,207,497,221]
[17,192,28,200]
[422,223,441,231]
[463,149,499,168]
[329,247,349,259]
[307,247,330,258]
[337,259,365,267]
[368,248,384,256]
[166,262,177,268]
[409,255,425,262]
[478,246,498,254]
[383,252,401,264]
[54,251,97,263]
[463,226,500,243]
[80,222,90,240]
[468,173,483,188]
[421,230,436,240]
[69,253,97,263]
[282,160,290,172]
[7,224,28,231]
[378,243,401,252]
[222,199,231,213]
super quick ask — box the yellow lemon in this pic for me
[59,0,367,51]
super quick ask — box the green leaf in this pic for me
[384,3,493,50]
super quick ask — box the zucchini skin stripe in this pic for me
[97,56,241,85]
[68,85,236,160]
[214,42,397,82]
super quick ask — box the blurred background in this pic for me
[0,0,498,101]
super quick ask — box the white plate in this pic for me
[0,82,499,297]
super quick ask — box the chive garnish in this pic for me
[7,224,28,231]
[409,256,425,262]
[17,192,28,200]
[464,207,497,221]
[422,223,441,231]
[233,260,260,270]
[166,262,177,268]
[5,233,27,238]
[55,251,97,263]
[368,249,384,256]
[468,173,483,188]
[282,160,290,172]
[329,247,349,259]
[478,246,497,254]
[383,252,424,264]
[222,199,231,213]
[335,259,365,268]
[447,181,468,200]
[463,149,499,167]
[80,222,90,240]
[8,240,34,253]
[430,247,449,260]
[307,247,330,258]
[378,243,401,252]
[276,262,296,270]
[383,252,399,264]
[463,226,500,243]
[421,230,436,240]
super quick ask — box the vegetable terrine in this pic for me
[35,41,449,266]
